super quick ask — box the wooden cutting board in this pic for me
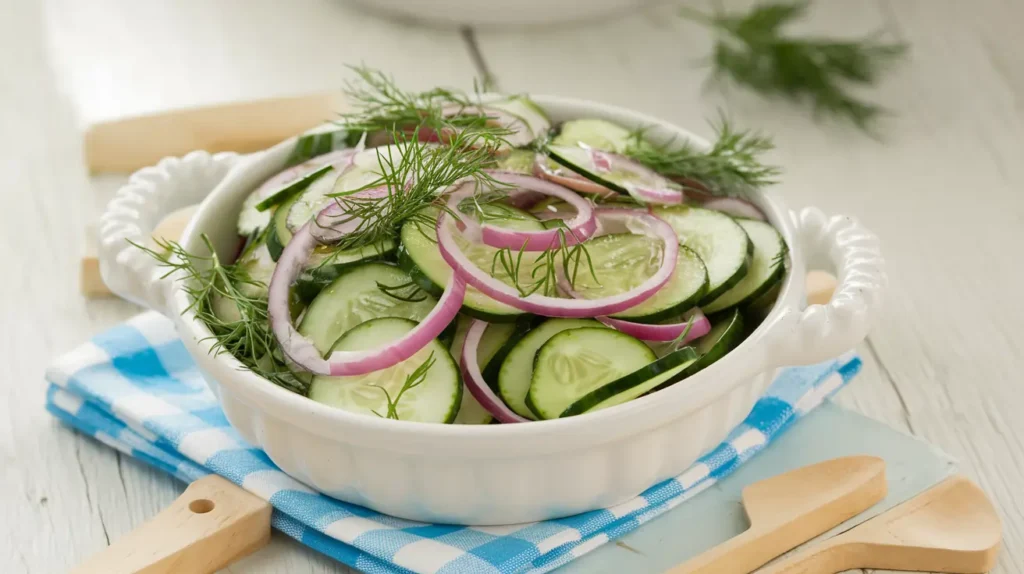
[566,402,957,573]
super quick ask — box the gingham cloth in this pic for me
[45,311,861,574]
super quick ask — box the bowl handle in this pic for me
[764,207,886,367]
[98,151,240,315]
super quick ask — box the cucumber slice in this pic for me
[569,234,708,323]
[495,149,536,174]
[298,262,439,354]
[308,317,461,423]
[551,118,632,153]
[702,220,786,313]
[294,239,398,303]
[212,237,278,323]
[265,193,300,261]
[445,317,519,425]
[526,327,656,420]
[453,390,492,425]
[239,191,274,239]
[561,347,700,417]
[477,322,519,369]
[497,319,606,419]
[398,206,545,322]
[546,145,685,203]
[651,205,751,304]
[237,127,358,237]
[286,144,409,232]
[285,124,359,168]
[481,315,539,391]
[489,96,551,146]
[678,308,746,379]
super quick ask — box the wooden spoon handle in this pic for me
[71,475,272,574]
[755,537,860,574]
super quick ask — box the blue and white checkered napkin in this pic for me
[45,311,861,574]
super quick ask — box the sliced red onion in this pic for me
[255,149,358,201]
[268,210,466,376]
[460,320,528,424]
[450,172,597,251]
[437,208,678,317]
[701,197,767,221]
[599,310,711,342]
[586,148,685,206]
[533,153,618,198]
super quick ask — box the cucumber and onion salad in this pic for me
[217,94,786,425]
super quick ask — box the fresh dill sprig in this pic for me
[131,236,309,395]
[376,281,429,303]
[340,66,511,145]
[680,1,906,131]
[771,238,791,269]
[627,114,780,196]
[491,224,599,298]
[371,352,436,420]
[668,315,698,351]
[317,126,509,254]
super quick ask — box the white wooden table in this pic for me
[3,0,1022,572]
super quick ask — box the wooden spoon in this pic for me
[760,474,1001,573]
[667,455,887,574]
[71,475,272,574]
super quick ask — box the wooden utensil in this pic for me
[667,455,886,574]
[84,92,344,173]
[71,475,272,574]
[760,474,1001,573]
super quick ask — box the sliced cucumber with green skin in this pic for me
[453,389,492,424]
[285,124,361,168]
[675,309,746,381]
[497,319,607,420]
[294,239,398,303]
[546,144,684,200]
[744,277,783,324]
[651,205,751,304]
[308,317,461,423]
[703,220,786,313]
[546,145,629,194]
[212,237,278,323]
[489,96,551,146]
[298,262,439,354]
[526,327,656,420]
[445,317,518,425]
[551,119,633,153]
[398,206,545,322]
[266,192,300,261]
[561,347,700,417]
[284,169,344,232]
[481,315,540,391]
[495,149,536,174]
[570,234,709,323]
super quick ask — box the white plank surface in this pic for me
[2,0,1021,572]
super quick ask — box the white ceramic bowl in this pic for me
[98,96,885,525]
[342,0,651,27]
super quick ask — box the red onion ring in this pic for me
[436,208,678,318]
[268,209,466,376]
[586,148,685,206]
[533,153,618,198]
[460,320,529,423]
[701,197,767,221]
[450,172,597,252]
[598,310,711,342]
